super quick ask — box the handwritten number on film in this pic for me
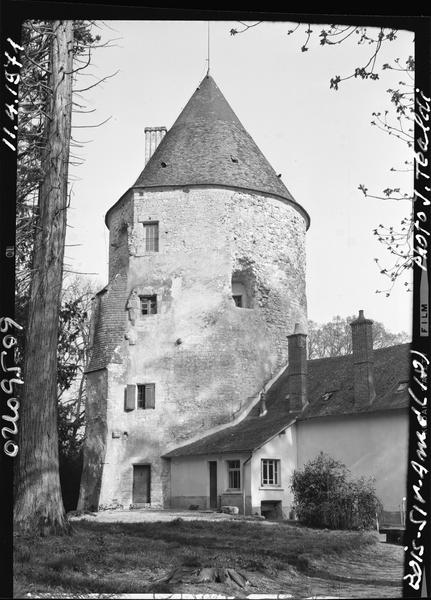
[1,317,23,457]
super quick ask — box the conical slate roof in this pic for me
[133,75,305,217]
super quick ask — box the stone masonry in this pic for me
[79,186,307,509]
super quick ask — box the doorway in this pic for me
[209,461,218,509]
[133,464,151,504]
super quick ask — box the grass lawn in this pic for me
[14,518,397,597]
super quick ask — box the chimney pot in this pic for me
[293,322,307,335]
[144,126,167,166]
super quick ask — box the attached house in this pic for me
[164,312,409,521]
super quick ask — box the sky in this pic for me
[65,19,414,335]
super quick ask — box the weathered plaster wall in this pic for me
[296,411,408,510]
[98,364,171,508]
[90,186,306,508]
[250,426,297,516]
[170,453,250,512]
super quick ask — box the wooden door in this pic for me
[209,461,217,509]
[133,465,151,504]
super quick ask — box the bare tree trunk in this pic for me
[14,20,74,535]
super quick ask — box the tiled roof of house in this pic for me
[163,343,410,458]
[130,75,309,226]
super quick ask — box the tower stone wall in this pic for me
[83,186,307,508]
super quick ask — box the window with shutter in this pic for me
[145,383,155,409]
[143,222,159,252]
[125,384,136,411]
[137,383,156,409]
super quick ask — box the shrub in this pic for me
[291,452,382,530]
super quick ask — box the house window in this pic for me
[261,459,280,486]
[137,384,155,409]
[140,295,157,315]
[227,460,241,490]
[143,221,159,251]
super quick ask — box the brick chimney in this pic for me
[144,126,167,165]
[350,310,376,406]
[287,322,308,412]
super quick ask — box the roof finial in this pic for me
[206,21,210,76]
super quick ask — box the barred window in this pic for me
[143,222,159,251]
[261,459,280,486]
[140,295,157,315]
[137,384,155,409]
[227,460,241,489]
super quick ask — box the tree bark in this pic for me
[14,20,74,535]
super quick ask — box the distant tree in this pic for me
[230,22,414,295]
[53,276,96,511]
[307,315,409,359]
[291,452,382,529]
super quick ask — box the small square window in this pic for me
[143,222,159,251]
[232,295,243,307]
[140,295,157,315]
[227,460,241,490]
[261,459,280,486]
[137,384,155,409]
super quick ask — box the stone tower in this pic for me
[78,75,309,510]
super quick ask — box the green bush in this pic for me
[291,452,382,530]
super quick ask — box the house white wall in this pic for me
[170,453,251,512]
[168,410,407,517]
[250,427,297,516]
[296,409,408,511]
